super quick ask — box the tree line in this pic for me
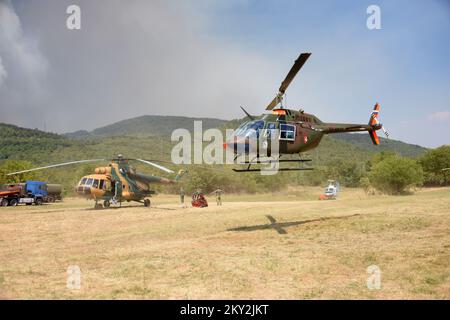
[1,145,448,196]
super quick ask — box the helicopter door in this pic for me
[99,179,112,191]
[278,122,296,153]
[264,122,278,139]
[262,122,279,156]
[113,180,123,198]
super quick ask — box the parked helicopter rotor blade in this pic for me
[6,159,106,176]
[266,52,311,110]
[135,159,174,174]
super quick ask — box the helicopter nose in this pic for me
[75,185,91,196]
[223,137,251,154]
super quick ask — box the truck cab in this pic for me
[25,181,48,198]
[0,181,48,206]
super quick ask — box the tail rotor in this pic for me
[368,103,389,145]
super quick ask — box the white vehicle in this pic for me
[320,180,340,200]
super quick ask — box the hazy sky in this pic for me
[0,0,449,147]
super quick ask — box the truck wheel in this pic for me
[9,199,18,206]
[35,198,43,205]
[103,200,110,208]
[1,199,9,207]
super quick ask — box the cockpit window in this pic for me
[92,179,99,188]
[235,120,265,136]
[79,178,87,186]
[86,178,94,186]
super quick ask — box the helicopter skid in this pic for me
[233,158,313,172]
[243,159,312,164]
[233,167,313,172]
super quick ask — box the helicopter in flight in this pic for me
[225,52,388,172]
[7,155,185,209]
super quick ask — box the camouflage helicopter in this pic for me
[225,52,388,172]
[7,155,185,209]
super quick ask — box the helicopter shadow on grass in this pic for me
[83,205,177,211]
[227,214,360,235]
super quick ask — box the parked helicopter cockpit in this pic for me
[76,174,113,197]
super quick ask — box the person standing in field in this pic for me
[210,188,224,206]
[179,187,186,208]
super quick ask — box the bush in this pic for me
[420,145,450,186]
[369,156,423,194]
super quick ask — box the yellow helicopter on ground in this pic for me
[7,155,185,209]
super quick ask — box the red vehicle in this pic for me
[0,183,45,206]
[0,185,23,206]
[191,191,208,208]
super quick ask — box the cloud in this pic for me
[0,56,7,87]
[0,0,448,148]
[428,111,450,122]
[0,0,48,118]
[0,0,278,132]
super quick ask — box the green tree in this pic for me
[369,156,423,195]
[420,145,450,186]
[0,160,43,184]
[370,151,397,166]
[336,160,364,187]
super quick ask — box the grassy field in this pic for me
[0,187,449,299]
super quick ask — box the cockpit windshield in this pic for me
[235,120,265,137]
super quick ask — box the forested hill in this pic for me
[0,123,75,162]
[65,115,228,138]
[1,119,428,164]
[0,120,431,194]
[332,133,427,158]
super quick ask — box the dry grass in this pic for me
[0,187,449,299]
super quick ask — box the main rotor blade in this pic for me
[266,53,311,110]
[135,159,174,174]
[279,53,311,94]
[6,159,106,176]
[266,94,282,110]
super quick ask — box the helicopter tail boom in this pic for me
[319,103,386,145]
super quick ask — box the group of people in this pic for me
[179,188,224,208]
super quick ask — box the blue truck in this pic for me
[0,181,50,206]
